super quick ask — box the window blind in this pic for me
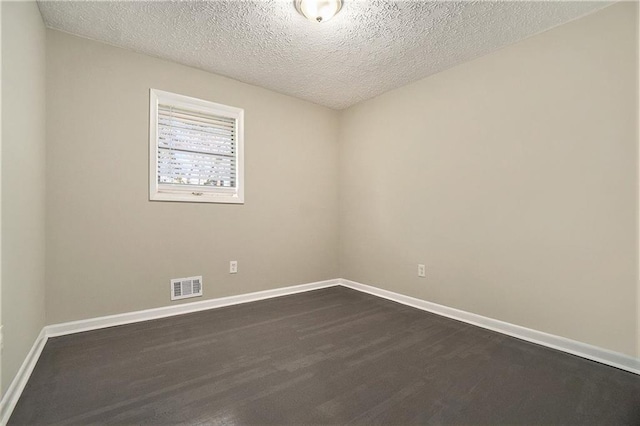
[157,104,237,189]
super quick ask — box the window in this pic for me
[149,89,244,203]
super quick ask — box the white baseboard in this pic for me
[0,328,48,426]
[339,279,640,375]
[1,277,638,425]
[46,278,341,338]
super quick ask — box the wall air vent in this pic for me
[171,276,203,301]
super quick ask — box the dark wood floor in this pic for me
[10,286,640,425]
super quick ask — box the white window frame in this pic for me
[149,89,244,204]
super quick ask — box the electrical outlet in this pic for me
[230,261,238,274]
[418,264,426,278]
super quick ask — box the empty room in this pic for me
[2,0,640,424]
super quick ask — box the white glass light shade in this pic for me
[295,0,343,23]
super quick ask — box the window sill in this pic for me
[150,191,244,204]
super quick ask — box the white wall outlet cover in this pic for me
[418,264,426,278]
[230,261,238,274]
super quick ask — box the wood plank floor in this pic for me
[10,286,640,425]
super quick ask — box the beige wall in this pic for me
[339,3,638,356]
[1,2,47,392]
[45,30,339,324]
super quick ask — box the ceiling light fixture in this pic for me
[295,0,343,23]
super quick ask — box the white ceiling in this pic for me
[38,0,612,110]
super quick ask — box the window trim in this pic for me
[149,88,245,204]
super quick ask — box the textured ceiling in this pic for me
[38,0,612,110]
